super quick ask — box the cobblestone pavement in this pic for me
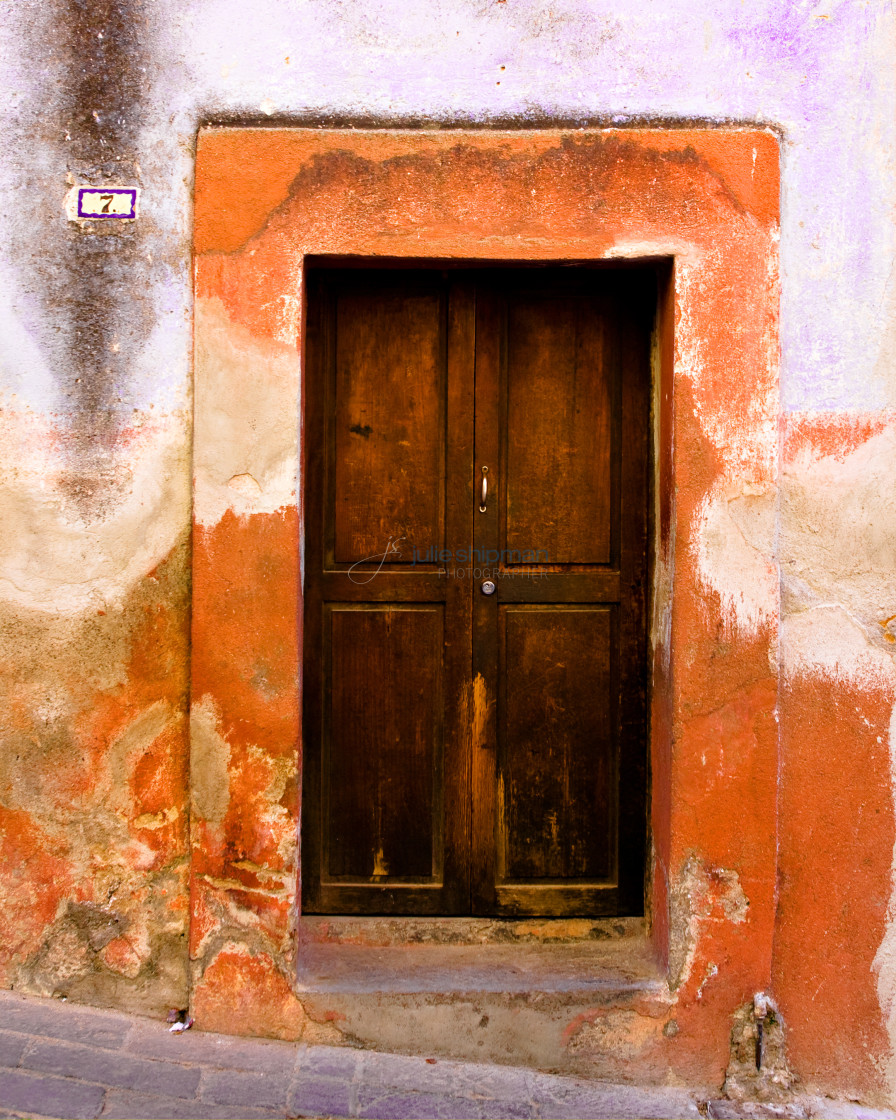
[0,989,894,1120]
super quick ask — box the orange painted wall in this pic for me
[772,413,896,1099]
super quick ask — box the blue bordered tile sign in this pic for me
[75,186,139,219]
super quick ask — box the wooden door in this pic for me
[302,265,651,917]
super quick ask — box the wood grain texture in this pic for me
[505,295,612,564]
[333,283,444,565]
[501,606,615,882]
[469,270,650,916]
[326,605,442,880]
[303,269,472,914]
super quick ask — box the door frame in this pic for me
[191,127,780,1047]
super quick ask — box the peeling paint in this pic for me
[193,298,299,529]
[669,855,750,993]
[189,125,780,1092]
[694,484,777,638]
[192,943,343,1043]
[875,702,896,1097]
[774,414,896,1100]
[0,534,191,1015]
[189,698,231,825]
[0,408,190,615]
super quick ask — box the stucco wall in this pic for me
[0,0,894,1102]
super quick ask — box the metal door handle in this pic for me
[479,466,488,513]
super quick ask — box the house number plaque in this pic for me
[76,187,138,219]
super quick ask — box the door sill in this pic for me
[296,915,661,994]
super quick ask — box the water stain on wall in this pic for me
[7,0,161,513]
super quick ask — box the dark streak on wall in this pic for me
[14,0,158,514]
[58,0,146,164]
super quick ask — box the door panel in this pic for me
[303,264,651,918]
[500,606,615,883]
[333,288,445,565]
[505,297,613,565]
[326,605,443,881]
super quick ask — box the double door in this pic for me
[302,265,652,916]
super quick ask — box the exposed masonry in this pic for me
[668,857,750,993]
[723,995,797,1104]
[2,537,192,1016]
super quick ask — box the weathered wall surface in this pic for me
[190,125,782,1087]
[0,0,894,1102]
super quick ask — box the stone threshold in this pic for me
[297,916,663,995]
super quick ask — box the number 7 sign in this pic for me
[76,187,138,219]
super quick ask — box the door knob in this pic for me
[481,580,496,596]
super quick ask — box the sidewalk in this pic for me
[0,988,891,1120]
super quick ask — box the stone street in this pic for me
[0,989,893,1120]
